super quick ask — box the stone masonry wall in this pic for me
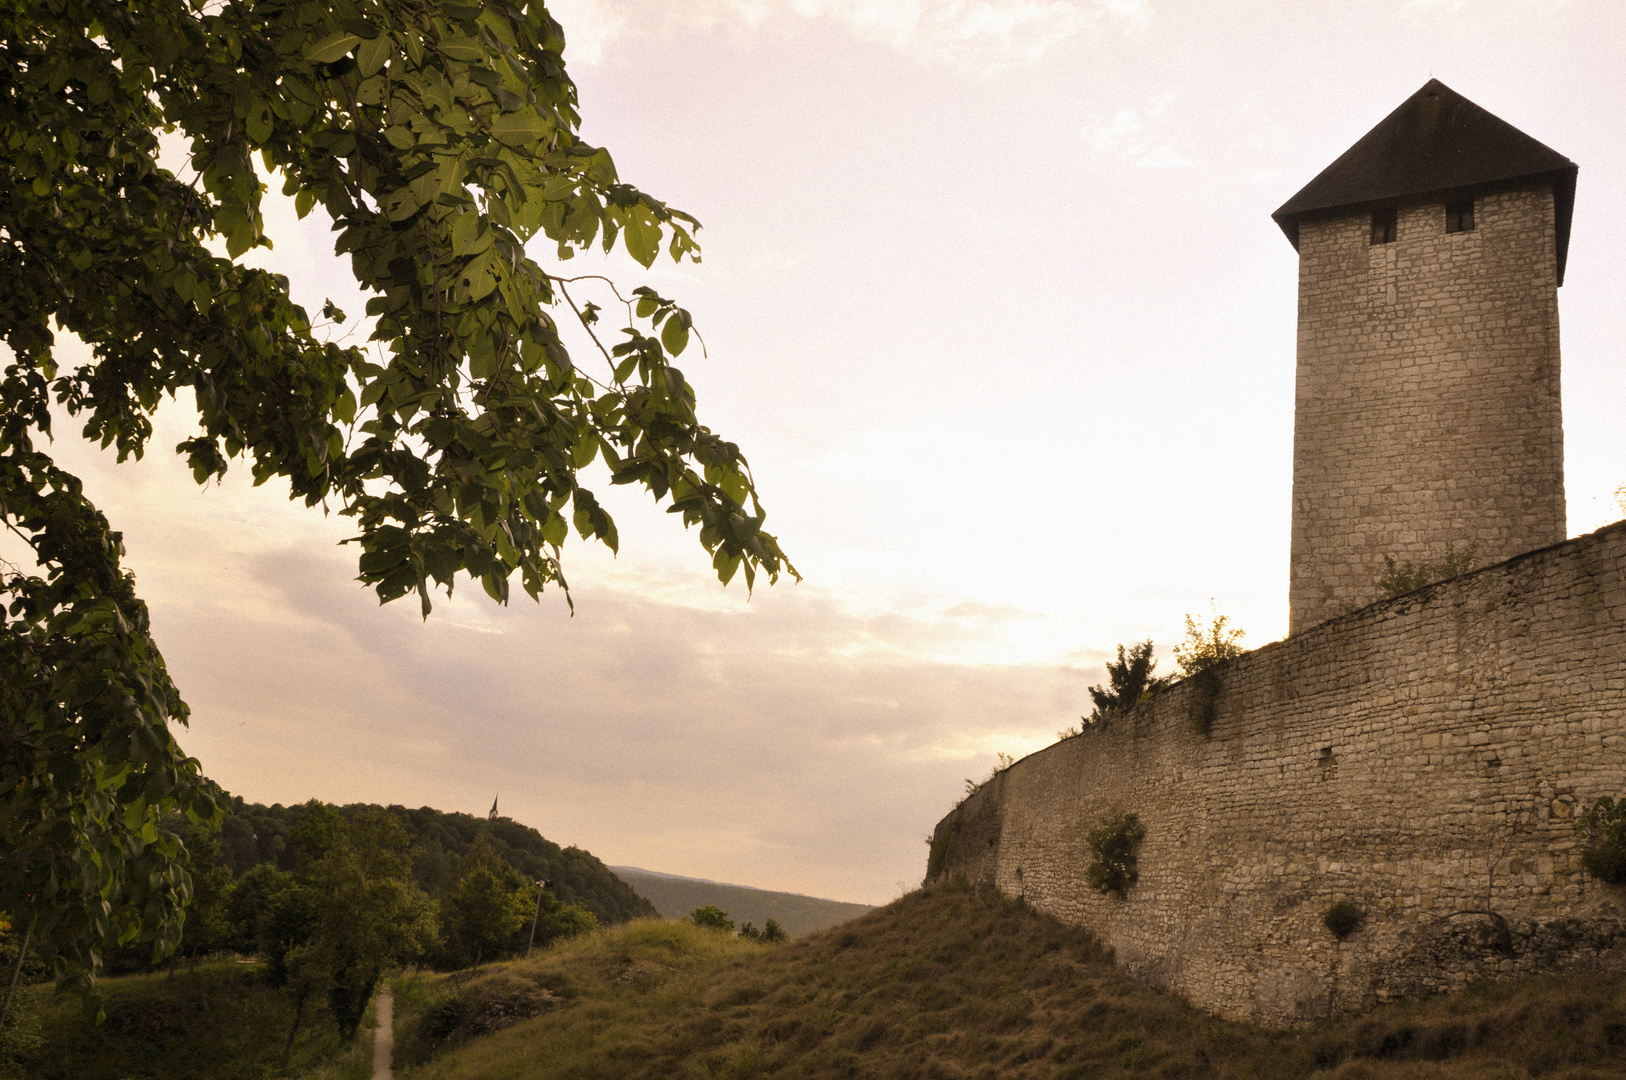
[1289,184,1566,634]
[930,521,1626,1028]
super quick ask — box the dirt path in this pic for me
[372,986,394,1080]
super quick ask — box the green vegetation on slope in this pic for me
[4,961,374,1080]
[396,879,1626,1080]
[219,801,657,926]
[608,867,872,938]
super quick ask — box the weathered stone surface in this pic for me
[930,521,1626,1028]
[1288,185,1566,633]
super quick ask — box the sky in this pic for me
[23,0,1626,906]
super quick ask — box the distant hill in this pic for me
[610,866,872,937]
[217,799,657,925]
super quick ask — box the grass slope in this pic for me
[397,880,1626,1080]
[609,866,873,938]
[8,960,374,1080]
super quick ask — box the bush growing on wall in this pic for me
[1085,813,1145,899]
[1323,901,1365,940]
[1376,543,1479,599]
[1084,642,1173,726]
[1576,797,1626,884]
[1175,606,1246,737]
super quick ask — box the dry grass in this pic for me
[398,880,1626,1080]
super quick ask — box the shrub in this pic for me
[419,991,474,1048]
[1174,606,1245,737]
[1086,642,1172,725]
[738,919,788,944]
[1173,606,1245,679]
[1576,797,1626,884]
[960,753,1014,803]
[1085,813,1145,899]
[1323,901,1364,940]
[1376,542,1478,599]
[690,906,734,933]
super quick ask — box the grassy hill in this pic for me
[392,879,1626,1079]
[609,866,873,938]
[15,881,1626,1078]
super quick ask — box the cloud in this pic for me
[27,393,1085,905]
[157,542,1083,905]
[1081,91,1194,168]
[548,0,1149,69]
[1401,0,1572,14]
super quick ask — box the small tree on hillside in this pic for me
[690,906,734,933]
[530,890,599,951]
[740,918,788,943]
[445,863,530,969]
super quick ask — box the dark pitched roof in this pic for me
[1273,80,1577,283]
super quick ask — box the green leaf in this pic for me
[488,110,550,147]
[451,211,488,257]
[357,32,394,77]
[245,99,273,144]
[622,213,660,268]
[304,32,363,63]
[661,318,689,357]
[439,35,485,61]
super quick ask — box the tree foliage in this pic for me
[1173,606,1244,737]
[1172,606,1245,679]
[1576,796,1626,886]
[738,918,787,944]
[439,834,528,968]
[1,0,793,1000]
[1375,543,1479,600]
[1085,641,1170,725]
[225,802,431,1046]
[1084,812,1144,899]
[689,905,733,933]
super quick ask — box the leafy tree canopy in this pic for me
[1,0,792,1004]
[689,905,733,933]
[1085,640,1170,725]
[1172,606,1245,678]
[216,799,656,923]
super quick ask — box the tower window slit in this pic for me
[1370,208,1397,245]
[1445,196,1475,233]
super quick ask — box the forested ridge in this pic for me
[217,800,657,925]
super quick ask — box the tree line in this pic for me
[63,800,626,1059]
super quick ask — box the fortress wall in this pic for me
[930,520,1626,1027]
[1288,184,1567,633]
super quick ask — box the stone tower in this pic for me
[1273,80,1576,634]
